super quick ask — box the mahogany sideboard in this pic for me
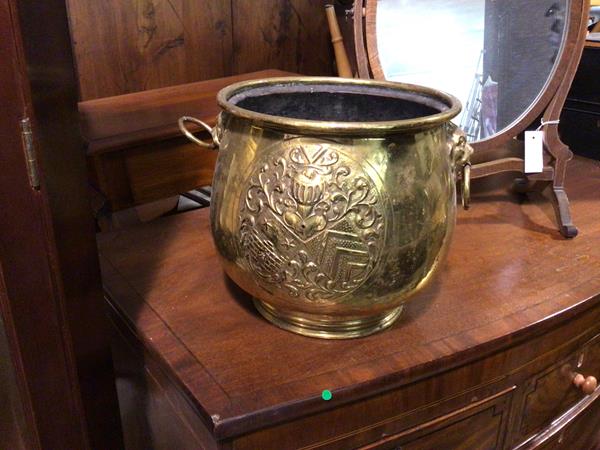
[97,157,600,450]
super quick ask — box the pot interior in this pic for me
[228,82,451,123]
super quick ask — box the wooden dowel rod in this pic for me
[325,4,353,78]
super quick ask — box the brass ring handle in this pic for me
[178,116,219,149]
[572,373,598,395]
[462,163,471,210]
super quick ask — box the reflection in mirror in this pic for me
[376,0,567,141]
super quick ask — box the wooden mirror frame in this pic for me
[340,0,590,238]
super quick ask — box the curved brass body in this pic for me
[180,77,471,339]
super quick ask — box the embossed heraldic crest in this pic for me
[239,139,386,302]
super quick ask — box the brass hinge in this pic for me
[20,118,40,190]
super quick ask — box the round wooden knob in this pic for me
[573,373,598,395]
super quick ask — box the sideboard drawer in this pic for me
[517,334,600,442]
[515,389,600,450]
[358,389,513,450]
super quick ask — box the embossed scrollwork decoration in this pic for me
[238,139,386,303]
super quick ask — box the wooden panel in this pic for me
[66,1,333,100]
[125,138,217,205]
[92,152,135,211]
[66,0,233,100]
[231,0,333,75]
[90,134,218,211]
[92,140,216,212]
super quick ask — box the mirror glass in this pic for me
[375,0,568,141]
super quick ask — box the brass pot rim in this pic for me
[216,77,462,136]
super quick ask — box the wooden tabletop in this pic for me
[98,157,600,440]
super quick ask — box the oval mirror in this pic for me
[368,0,568,142]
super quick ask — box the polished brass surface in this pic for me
[462,163,471,210]
[253,300,404,339]
[180,77,471,339]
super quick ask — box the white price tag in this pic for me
[524,131,544,173]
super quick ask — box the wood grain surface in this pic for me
[97,157,600,440]
[66,0,232,100]
[66,0,333,100]
[79,69,295,148]
[231,0,332,75]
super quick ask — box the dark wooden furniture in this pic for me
[340,0,590,238]
[560,41,600,161]
[80,69,294,212]
[98,157,600,449]
[0,0,122,447]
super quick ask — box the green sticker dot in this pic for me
[321,389,332,401]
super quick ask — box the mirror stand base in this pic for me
[512,177,578,238]
[552,186,578,239]
[471,158,578,239]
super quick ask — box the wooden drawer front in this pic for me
[517,334,600,441]
[515,389,600,450]
[359,389,513,450]
[91,138,217,211]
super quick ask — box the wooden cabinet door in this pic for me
[0,0,122,448]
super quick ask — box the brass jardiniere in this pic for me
[180,77,471,339]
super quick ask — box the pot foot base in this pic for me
[253,300,404,339]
